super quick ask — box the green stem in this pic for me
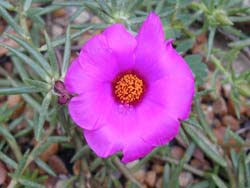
[18,0,31,42]
[210,55,232,83]
[112,156,144,188]
[59,108,88,187]
[7,123,56,187]
[7,180,17,188]
[73,130,88,187]
[2,124,22,161]
[225,155,237,188]
[154,156,206,177]
[220,141,250,148]
[194,96,217,142]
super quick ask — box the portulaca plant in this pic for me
[0,0,249,187]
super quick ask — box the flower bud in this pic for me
[54,80,72,105]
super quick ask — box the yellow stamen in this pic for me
[114,73,144,104]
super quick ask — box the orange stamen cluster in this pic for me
[114,73,144,104]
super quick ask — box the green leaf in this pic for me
[163,164,170,188]
[0,80,11,86]
[14,126,33,138]
[32,0,53,3]
[18,178,45,188]
[211,174,227,188]
[179,126,190,145]
[155,0,165,13]
[69,7,85,22]
[35,158,56,176]
[222,26,248,40]
[24,0,33,11]
[52,1,84,6]
[0,43,50,82]
[0,7,25,36]
[185,54,208,85]
[95,0,112,15]
[32,136,68,158]
[11,56,29,81]
[71,23,107,30]
[22,94,41,112]
[39,25,93,52]
[14,150,30,177]
[169,143,195,188]
[126,0,143,13]
[0,66,41,111]
[0,151,18,169]
[32,142,53,159]
[0,86,42,95]
[238,153,245,188]
[245,161,250,187]
[229,16,250,23]
[9,116,24,131]
[246,153,250,164]
[24,79,51,91]
[90,158,103,171]
[35,92,52,140]
[228,38,250,48]
[36,5,62,16]
[206,27,216,59]
[61,25,71,78]
[6,33,52,76]
[176,38,195,54]
[191,180,209,188]
[230,149,238,169]
[0,104,15,123]
[0,1,15,10]
[84,3,111,23]
[47,136,69,143]
[111,0,118,10]
[44,31,59,78]
[184,123,227,167]
[70,146,90,163]
[0,124,17,142]
[225,128,244,144]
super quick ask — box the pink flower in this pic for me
[65,13,194,162]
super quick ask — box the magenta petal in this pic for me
[84,126,123,158]
[83,105,137,158]
[80,34,118,78]
[64,58,105,94]
[122,100,179,162]
[134,13,194,83]
[163,42,194,79]
[134,12,167,82]
[136,99,180,146]
[80,33,112,65]
[64,58,85,94]
[64,56,115,95]
[121,139,153,163]
[147,75,194,120]
[68,83,114,130]
[80,24,136,76]
[136,13,164,48]
[103,24,136,70]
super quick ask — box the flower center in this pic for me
[114,73,144,104]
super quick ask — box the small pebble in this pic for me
[179,171,193,187]
[0,161,7,185]
[48,155,68,175]
[145,171,156,187]
[213,97,227,115]
[171,146,184,160]
[133,169,146,183]
[222,115,239,131]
